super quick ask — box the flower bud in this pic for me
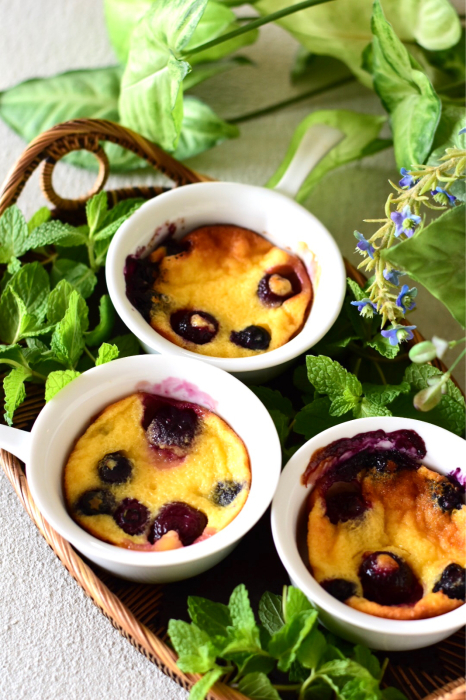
[409,341,437,364]
[413,383,444,412]
[432,336,449,360]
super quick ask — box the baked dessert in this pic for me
[302,429,465,620]
[125,224,312,358]
[64,392,250,550]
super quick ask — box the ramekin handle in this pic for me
[0,425,32,463]
[271,123,344,200]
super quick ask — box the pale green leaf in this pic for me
[95,342,119,366]
[189,667,223,700]
[0,206,29,262]
[3,366,31,426]
[27,207,51,234]
[174,96,238,160]
[237,672,281,700]
[51,259,97,299]
[45,370,81,402]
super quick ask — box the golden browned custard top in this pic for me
[128,225,312,358]
[303,429,465,620]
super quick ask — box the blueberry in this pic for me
[170,309,218,345]
[124,255,156,323]
[113,498,149,535]
[257,268,301,307]
[321,579,357,602]
[230,325,271,351]
[146,404,199,455]
[98,451,133,484]
[359,551,422,606]
[325,481,367,524]
[76,489,115,516]
[436,482,463,513]
[212,481,243,506]
[148,501,208,546]
[433,564,465,600]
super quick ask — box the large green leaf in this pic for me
[174,96,238,160]
[0,66,144,172]
[267,109,387,203]
[371,0,441,169]
[104,0,257,64]
[255,0,460,87]
[382,204,465,327]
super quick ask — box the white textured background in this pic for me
[0,1,464,699]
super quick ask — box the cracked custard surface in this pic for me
[64,392,250,550]
[303,429,465,620]
[125,224,312,358]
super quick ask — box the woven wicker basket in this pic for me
[0,119,464,700]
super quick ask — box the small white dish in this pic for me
[0,355,281,583]
[271,416,466,651]
[106,126,346,383]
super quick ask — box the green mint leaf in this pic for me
[329,392,361,417]
[353,397,392,418]
[362,382,410,407]
[27,206,51,234]
[45,370,81,402]
[258,591,285,636]
[86,191,108,235]
[284,587,314,622]
[346,278,367,303]
[352,645,382,680]
[294,398,351,440]
[228,584,258,637]
[0,344,29,371]
[3,366,31,425]
[84,295,116,346]
[7,257,21,275]
[187,596,231,641]
[250,387,294,417]
[297,626,327,670]
[188,667,223,700]
[0,287,30,344]
[168,619,217,674]
[95,343,119,366]
[101,198,146,226]
[382,205,465,327]
[228,652,275,678]
[109,334,141,358]
[306,356,362,402]
[50,291,85,369]
[27,220,88,249]
[366,333,400,359]
[0,206,29,263]
[317,659,381,700]
[51,259,97,299]
[237,672,281,700]
[93,213,134,241]
[268,609,318,672]
[47,279,89,330]
[7,262,50,323]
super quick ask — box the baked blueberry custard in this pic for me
[64,393,250,550]
[302,429,465,620]
[125,224,312,358]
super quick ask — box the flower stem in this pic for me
[228,75,355,124]
[183,0,337,58]
[445,347,466,377]
[84,345,96,363]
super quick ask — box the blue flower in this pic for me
[459,127,466,135]
[391,206,421,238]
[431,187,456,206]
[381,324,417,346]
[383,268,403,285]
[396,284,417,313]
[354,231,375,259]
[399,168,417,189]
[350,298,377,318]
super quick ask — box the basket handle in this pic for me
[0,118,211,215]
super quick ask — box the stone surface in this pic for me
[0,1,463,698]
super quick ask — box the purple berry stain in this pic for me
[124,255,156,322]
[433,564,465,600]
[98,451,133,484]
[149,501,208,546]
[257,266,301,307]
[170,309,218,345]
[359,551,423,606]
[230,325,271,351]
[113,498,149,535]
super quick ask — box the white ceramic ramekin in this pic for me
[271,416,466,651]
[0,355,281,583]
[106,180,346,383]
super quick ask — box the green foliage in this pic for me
[169,584,405,700]
[382,205,466,327]
[45,370,81,402]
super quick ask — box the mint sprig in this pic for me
[169,585,405,700]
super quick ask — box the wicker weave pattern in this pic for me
[0,119,463,700]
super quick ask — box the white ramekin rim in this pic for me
[271,416,466,637]
[105,182,346,373]
[26,355,281,568]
